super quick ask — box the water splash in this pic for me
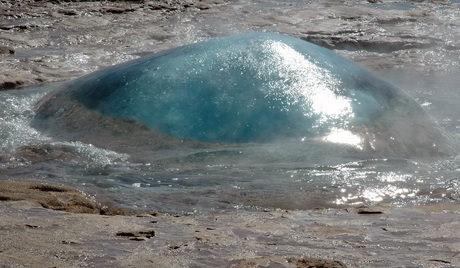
[0,88,51,155]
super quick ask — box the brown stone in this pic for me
[0,180,102,214]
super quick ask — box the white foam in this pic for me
[0,88,51,155]
[50,140,129,167]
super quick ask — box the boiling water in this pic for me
[1,69,459,214]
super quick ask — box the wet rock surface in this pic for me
[0,180,102,213]
[1,0,459,89]
[1,199,460,267]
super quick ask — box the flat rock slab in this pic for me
[0,180,102,213]
[1,199,459,267]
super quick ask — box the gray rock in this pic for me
[0,80,24,90]
[0,45,15,55]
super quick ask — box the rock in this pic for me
[149,32,175,41]
[0,180,102,214]
[147,2,179,11]
[300,32,440,53]
[0,70,34,90]
[116,230,155,240]
[0,33,37,47]
[103,7,137,14]
[0,198,460,267]
[0,45,15,55]
[229,256,347,268]
[0,80,24,90]
[58,9,79,16]
[0,0,458,89]
[288,257,348,268]
[346,204,393,214]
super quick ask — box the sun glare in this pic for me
[259,40,354,127]
[323,128,363,149]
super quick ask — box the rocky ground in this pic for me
[1,0,460,267]
[1,181,460,267]
[1,0,459,90]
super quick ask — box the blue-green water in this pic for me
[1,69,459,213]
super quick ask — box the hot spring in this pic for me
[1,33,459,213]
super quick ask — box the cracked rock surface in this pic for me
[1,199,459,267]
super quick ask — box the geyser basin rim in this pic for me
[33,32,457,159]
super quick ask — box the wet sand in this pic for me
[1,0,460,267]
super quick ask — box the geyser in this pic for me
[34,33,456,158]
